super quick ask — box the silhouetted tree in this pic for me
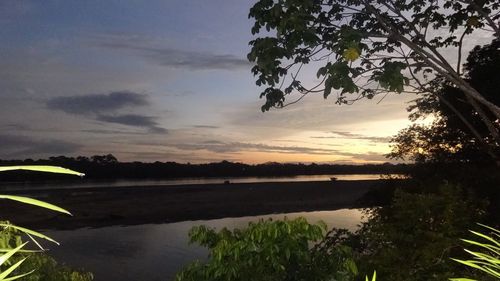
[248,0,500,149]
[91,154,118,164]
[389,39,500,164]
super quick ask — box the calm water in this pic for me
[43,208,365,281]
[2,174,397,191]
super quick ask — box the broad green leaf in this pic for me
[466,16,480,27]
[0,223,59,245]
[0,165,84,177]
[316,66,327,78]
[0,195,71,215]
[343,47,360,62]
[346,259,358,275]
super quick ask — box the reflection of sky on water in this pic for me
[44,208,365,281]
[1,174,395,191]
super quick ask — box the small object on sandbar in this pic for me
[330,177,338,181]
[224,180,230,184]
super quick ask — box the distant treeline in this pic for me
[0,154,412,181]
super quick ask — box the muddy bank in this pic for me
[0,180,382,230]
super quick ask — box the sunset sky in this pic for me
[1,0,491,164]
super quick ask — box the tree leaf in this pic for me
[0,195,71,216]
[2,269,36,281]
[0,165,84,177]
[0,223,60,246]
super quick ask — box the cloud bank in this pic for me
[47,91,148,114]
[97,114,167,133]
[172,140,355,156]
[0,134,81,158]
[46,91,167,133]
[311,131,390,143]
[93,34,250,70]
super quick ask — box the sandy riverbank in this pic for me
[0,180,384,230]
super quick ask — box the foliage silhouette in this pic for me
[320,184,492,281]
[248,0,500,161]
[389,39,500,164]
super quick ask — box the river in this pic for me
[2,173,399,191]
[43,208,366,281]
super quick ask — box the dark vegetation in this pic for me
[389,39,500,165]
[0,155,410,182]
[3,0,499,279]
[177,184,497,281]
[174,1,500,280]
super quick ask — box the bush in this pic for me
[176,217,358,281]
[350,184,490,281]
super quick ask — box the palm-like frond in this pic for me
[451,224,500,281]
[0,166,83,280]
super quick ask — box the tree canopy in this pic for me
[389,39,500,163]
[248,0,500,157]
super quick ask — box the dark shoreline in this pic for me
[0,180,386,230]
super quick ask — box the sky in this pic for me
[0,1,491,164]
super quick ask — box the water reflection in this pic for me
[44,208,365,281]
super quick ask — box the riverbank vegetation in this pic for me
[177,182,497,281]
[174,1,500,280]
[0,156,409,182]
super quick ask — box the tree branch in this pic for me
[458,0,500,36]
[457,28,469,75]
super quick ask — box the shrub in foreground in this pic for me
[176,217,358,281]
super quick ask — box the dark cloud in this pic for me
[193,125,219,129]
[96,114,167,133]
[173,90,195,97]
[47,91,148,115]
[202,140,226,145]
[95,36,250,70]
[172,141,340,155]
[45,91,167,133]
[150,49,249,70]
[311,131,390,143]
[113,150,241,163]
[1,124,30,131]
[334,151,388,162]
[169,140,388,162]
[0,134,81,159]
[80,129,146,135]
